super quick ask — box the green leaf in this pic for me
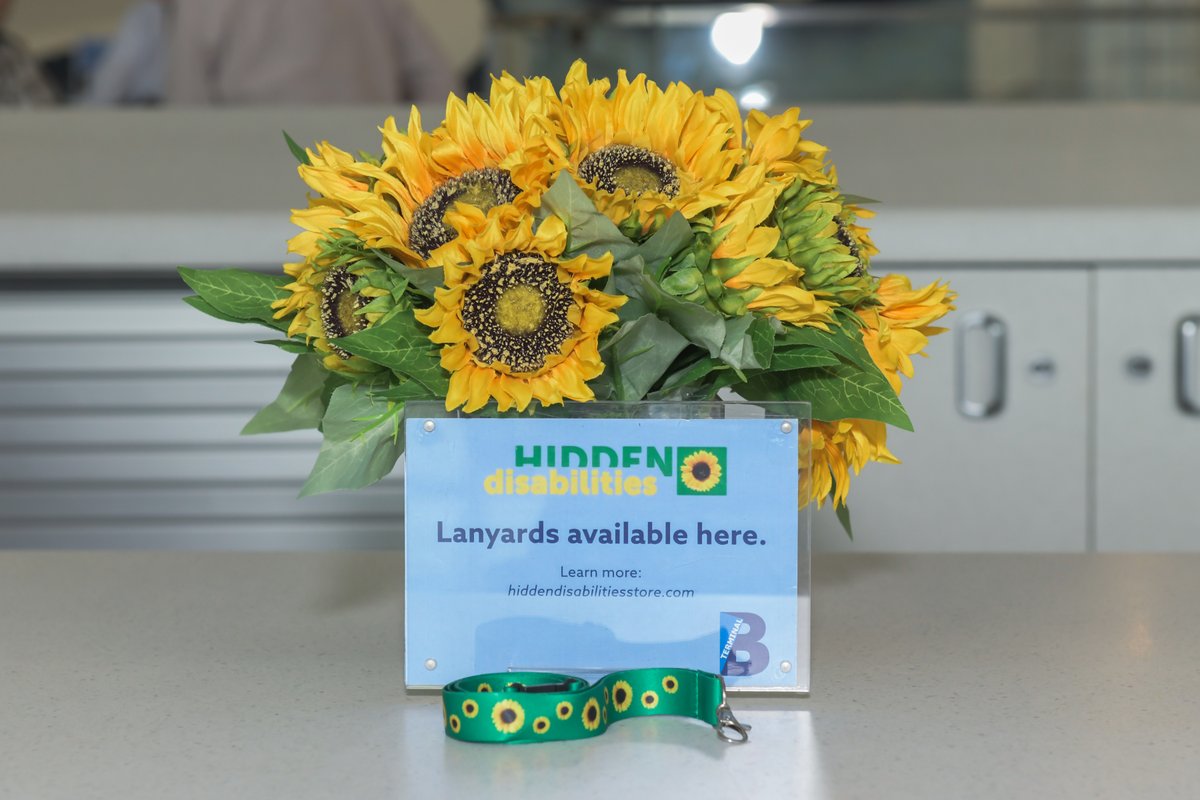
[331,313,448,395]
[182,296,263,327]
[370,248,444,299]
[639,274,726,355]
[840,194,880,206]
[738,361,913,430]
[637,212,693,277]
[769,347,841,371]
[653,355,725,397]
[588,368,616,402]
[178,267,291,329]
[256,339,313,354]
[608,254,648,316]
[835,501,854,539]
[300,385,404,496]
[242,354,330,435]
[605,316,690,401]
[283,131,311,166]
[537,172,638,261]
[369,379,440,403]
[659,267,705,298]
[719,315,775,372]
[778,324,876,371]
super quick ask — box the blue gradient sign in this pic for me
[404,413,805,691]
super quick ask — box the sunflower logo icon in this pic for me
[677,448,726,495]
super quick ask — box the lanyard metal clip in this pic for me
[714,675,751,744]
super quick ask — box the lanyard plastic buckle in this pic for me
[506,680,577,694]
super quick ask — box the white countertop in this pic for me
[2,552,1198,799]
[1,105,1198,269]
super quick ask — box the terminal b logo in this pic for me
[718,611,767,676]
[676,447,727,495]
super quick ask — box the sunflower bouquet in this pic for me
[179,61,953,529]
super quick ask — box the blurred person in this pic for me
[168,0,458,105]
[81,0,168,105]
[0,0,55,105]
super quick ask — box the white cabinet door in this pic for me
[814,267,1090,552]
[1096,266,1200,550]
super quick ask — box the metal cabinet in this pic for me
[0,286,401,549]
[814,266,1091,552]
[1095,266,1200,550]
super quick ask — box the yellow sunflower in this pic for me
[804,419,899,509]
[582,698,602,731]
[476,682,493,693]
[640,690,660,710]
[680,451,722,492]
[556,60,747,232]
[743,107,829,189]
[289,141,418,262]
[661,675,679,694]
[858,275,956,394]
[448,714,461,734]
[272,145,403,373]
[461,699,479,719]
[555,701,573,720]
[377,86,565,264]
[532,716,552,735]
[415,214,625,412]
[491,699,526,735]
[703,169,836,328]
[611,680,634,713]
[767,179,878,308]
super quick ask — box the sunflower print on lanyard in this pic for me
[441,669,736,744]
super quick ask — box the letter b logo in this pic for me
[718,611,768,676]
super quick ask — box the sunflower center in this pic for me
[579,144,680,197]
[690,462,711,481]
[319,267,367,359]
[834,217,865,277]
[409,167,519,258]
[447,180,503,216]
[500,709,517,724]
[494,285,546,336]
[612,165,662,194]
[460,253,575,375]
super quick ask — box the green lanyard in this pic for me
[441,668,750,744]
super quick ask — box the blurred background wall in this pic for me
[1,0,1198,551]
[9,0,1200,104]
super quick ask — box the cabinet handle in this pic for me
[956,311,1007,419]
[1178,316,1200,415]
